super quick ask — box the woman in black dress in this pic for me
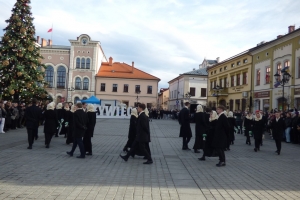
[66,105,76,145]
[227,111,236,150]
[199,110,218,161]
[253,111,265,152]
[44,102,58,148]
[123,108,138,152]
[83,104,96,155]
[193,105,207,153]
[244,112,253,145]
[60,103,70,138]
[55,103,64,137]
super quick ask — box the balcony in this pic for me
[209,87,228,96]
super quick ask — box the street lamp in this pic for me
[135,90,141,107]
[212,85,223,106]
[185,92,191,102]
[274,71,291,111]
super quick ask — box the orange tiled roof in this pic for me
[96,60,160,81]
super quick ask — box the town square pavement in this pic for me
[0,118,300,200]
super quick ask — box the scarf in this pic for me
[131,108,138,118]
[246,114,253,120]
[209,110,218,122]
[196,105,203,113]
[254,113,262,121]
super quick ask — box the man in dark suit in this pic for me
[120,103,153,164]
[271,111,285,155]
[24,98,42,149]
[178,102,192,150]
[212,105,230,167]
[67,102,88,158]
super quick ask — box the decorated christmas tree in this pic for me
[0,0,48,102]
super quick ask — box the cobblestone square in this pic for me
[0,119,300,200]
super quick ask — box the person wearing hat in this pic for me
[252,111,265,152]
[178,102,192,150]
[271,111,285,155]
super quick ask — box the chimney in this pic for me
[288,25,295,33]
[109,57,113,66]
[132,61,134,73]
[216,57,220,63]
[277,35,283,39]
[41,38,47,47]
[48,39,52,46]
[36,36,40,44]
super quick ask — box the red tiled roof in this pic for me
[96,60,160,81]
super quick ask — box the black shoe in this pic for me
[216,162,226,167]
[86,152,92,156]
[246,142,249,145]
[254,148,257,152]
[76,155,85,159]
[257,148,260,151]
[198,157,205,161]
[27,146,32,149]
[120,155,128,162]
[123,147,129,153]
[143,156,147,160]
[277,151,280,155]
[66,151,73,157]
[143,160,153,164]
[194,150,200,153]
[130,154,135,158]
[45,144,49,148]
[227,148,230,151]
[231,142,234,145]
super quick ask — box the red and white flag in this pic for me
[47,28,52,33]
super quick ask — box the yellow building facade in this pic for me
[207,52,253,111]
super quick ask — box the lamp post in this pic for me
[212,85,223,106]
[135,90,141,107]
[274,71,291,111]
[185,92,191,103]
[67,87,75,102]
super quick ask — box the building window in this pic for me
[236,74,240,86]
[224,66,227,70]
[83,78,89,90]
[74,97,80,104]
[201,88,206,97]
[231,76,234,87]
[147,86,152,94]
[45,66,54,88]
[213,80,217,88]
[284,60,290,68]
[86,58,91,69]
[237,61,241,66]
[57,66,66,89]
[256,69,260,85]
[242,72,247,85]
[112,84,118,92]
[231,63,234,68]
[220,68,222,72]
[219,78,222,88]
[100,83,105,91]
[277,63,282,81]
[266,67,270,84]
[211,72,213,75]
[190,87,195,96]
[81,58,85,69]
[210,82,213,90]
[214,70,216,74]
[123,84,129,92]
[135,85,140,93]
[76,58,80,68]
[243,59,248,63]
[224,77,227,88]
[298,58,300,78]
[75,77,81,90]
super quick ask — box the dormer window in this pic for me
[81,37,88,45]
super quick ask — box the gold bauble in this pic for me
[38,58,42,63]
[26,83,31,87]
[2,60,9,66]
[38,75,43,80]
[18,53,23,57]
[9,43,14,47]
[28,46,34,51]
[17,72,22,77]
[3,36,9,41]
[17,22,21,26]
[40,66,45,72]
[20,27,26,33]
[9,90,15,95]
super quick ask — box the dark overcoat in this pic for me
[56,109,64,124]
[86,112,96,137]
[252,119,265,140]
[128,115,137,141]
[212,113,230,149]
[73,109,89,138]
[135,112,150,143]
[43,110,58,134]
[271,118,285,140]
[205,119,217,157]
[24,105,41,129]
[193,112,207,149]
[244,117,253,131]
[228,117,236,141]
[179,107,192,138]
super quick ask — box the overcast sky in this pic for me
[1,0,300,89]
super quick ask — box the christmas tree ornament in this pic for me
[9,89,15,95]
[17,71,22,76]
[2,60,9,66]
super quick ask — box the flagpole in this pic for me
[51,23,53,47]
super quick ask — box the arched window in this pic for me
[86,58,91,69]
[83,78,89,90]
[74,97,80,104]
[83,97,88,100]
[45,66,54,88]
[57,66,66,88]
[81,58,85,69]
[76,58,80,68]
[75,77,82,90]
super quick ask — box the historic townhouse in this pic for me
[95,57,160,108]
[168,68,208,110]
[251,26,300,111]
[157,88,169,109]
[207,52,253,111]
[40,34,107,103]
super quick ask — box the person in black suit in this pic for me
[66,105,76,145]
[83,104,96,155]
[43,102,58,148]
[244,112,253,145]
[192,105,207,153]
[271,111,285,155]
[123,108,138,153]
[24,98,42,149]
[227,111,237,149]
[55,103,64,137]
[252,110,265,152]
[120,103,153,164]
[212,105,230,167]
[67,102,88,158]
[178,102,192,150]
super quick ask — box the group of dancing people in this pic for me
[177,102,289,167]
[23,98,96,158]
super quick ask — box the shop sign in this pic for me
[254,91,270,98]
[295,88,300,95]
